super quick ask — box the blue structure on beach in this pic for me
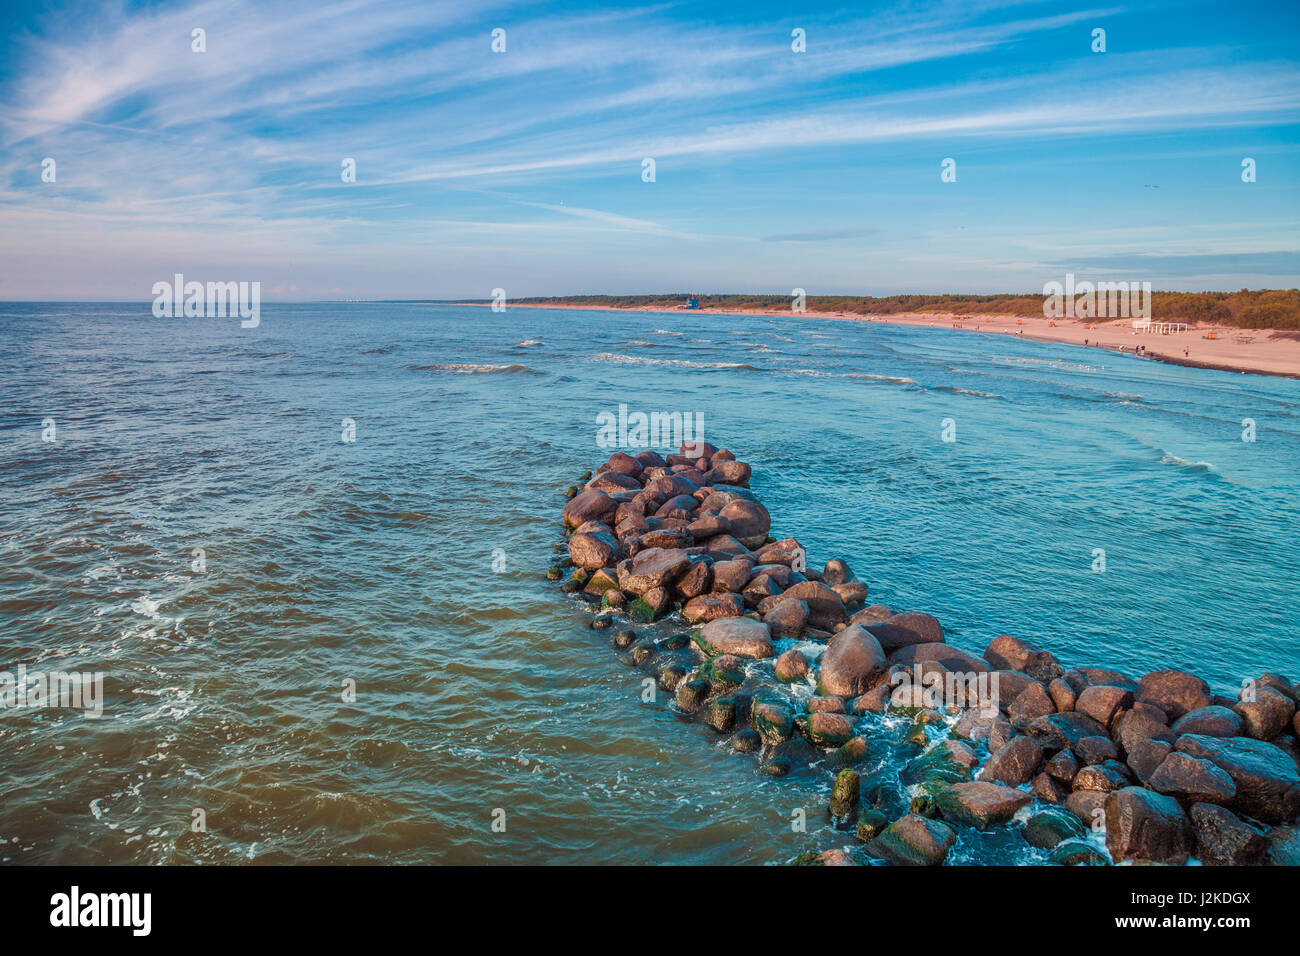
[685,297,699,309]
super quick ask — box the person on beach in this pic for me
[1185,347,1189,357]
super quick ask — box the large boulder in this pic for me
[774,649,809,683]
[1234,686,1296,741]
[889,643,989,674]
[816,625,886,697]
[1024,712,1108,752]
[1149,752,1236,805]
[1189,803,1270,866]
[926,781,1032,829]
[1105,787,1191,864]
[865,612,944,654]
[1171,705,1242,738]
[693,617,774,660]
[983,634,1063,683]
[618,547,691,594]
[1074,684,1131,729]
[562,488,617,529]
[1023,806,1087,850]
[1175,734,1300,824]
[681,592,744,623]
[780,580,847,631]
[1136,670,1211,721]
[868,815,956,866]
[764,598,808,640]
[567,529,618,570]
[718,499,770,548]
[979,736,1043,787]
[710,558,752,593]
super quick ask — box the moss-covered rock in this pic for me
[1048,840,1110,866]
[830,769,860,818]
[1024,806,1087,850]
[855,808,888,843]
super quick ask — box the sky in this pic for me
[0,0,1297,300]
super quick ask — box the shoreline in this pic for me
[496,302,1300,380]
[553,442,1300,866]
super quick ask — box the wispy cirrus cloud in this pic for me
[0,0,1297,298]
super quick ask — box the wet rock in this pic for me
[619,547,692,594]
[926,780,1032,829]
[1125,737,1173,785]
[1136,669,1212,721]
[983,634,1064,683]
[1234,686,1295,741]
[979,736,1043,787]
[1114,708,1177,755]
[752,699,795,745]
[1072,761,1132,792]
[1075,735,1119,766]
[889,643,990,675]
[1267,825,1300,865]
[849,604,893,627]
[774,649,809,683]
[675,679,711,713]
[704,697,737,733]
[587,470,642,494]
[855,809,888,843]
[1076,684,1133,730]
[1048,678,1076,712]
[1032,772,1069,803]
[851,684,892,714]
[864,612,944,654]
[764,598,808,640]
[781,580,848,631]
[1064,790,1108,831]
[903,741,978,786]
[867,814,956,866]
[1063,667,1138,696]
[562,488,617,528]
[694,616,773,659]
[605,451,643,477]
[702,533,751,559]
[731,728,762,753]
[804,712,855,748]
[1024,806,1087,849]
[656,663,689,693]
[741,574,783,609]
[1105,787,1191,864]
[1025,712,1108,752]
[583,567,620,595]
[568,529,618,570]
[816,625,886,697]
[808,696,847,714]
[1150,752,1236,805]
[830,769,860,818]
[629,586,671,622]
[1049,841,1109,866]
[694,655,747,692]
[952,707,1000,744]
[1008,682,1056,726]
[1046,748,1080,784]
[1175,734,1300,824]
[681,592,744,624]
[709,558,752,593]
[718,498,771,548]
[674,560,713,599]
[611,627,638,649]
[1172,705,1242,738]
[1189,803,1269,866]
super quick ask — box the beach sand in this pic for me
[505,303,1300,379]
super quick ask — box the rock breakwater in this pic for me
[550,442,1300,866]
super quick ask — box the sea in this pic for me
[1,301,1296,864]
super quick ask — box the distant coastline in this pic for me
[445,300,1300,380]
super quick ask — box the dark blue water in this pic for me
[1,302,1296,863]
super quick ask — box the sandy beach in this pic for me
[506,303,1300,379]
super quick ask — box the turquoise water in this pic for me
[1,302,1296,864]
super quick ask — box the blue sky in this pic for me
[0,0,1297,299]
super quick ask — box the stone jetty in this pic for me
[551,442,1300,866]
